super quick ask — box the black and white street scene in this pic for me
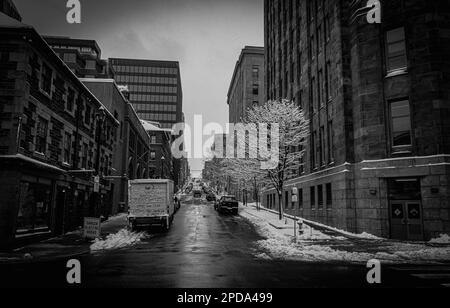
[1,0,450,292]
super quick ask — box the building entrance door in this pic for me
[390,200,424,241]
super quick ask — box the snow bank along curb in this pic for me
[249,205,381,240]
[90,229,148,252]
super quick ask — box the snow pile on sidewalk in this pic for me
[90,229,148,252]
[303,221,382,240]
[429,234,450,244]
[240,208,344,241]
[241,207,450,264]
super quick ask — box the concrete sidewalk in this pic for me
[0,214,128,264]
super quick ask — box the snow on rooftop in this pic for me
[140,120,173,133]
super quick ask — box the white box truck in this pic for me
[128,179,175,230]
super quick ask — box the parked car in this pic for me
[215,195,239,215]
[206,193,216,202]
[193,190,202,198]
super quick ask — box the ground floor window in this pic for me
[16,181,53,234]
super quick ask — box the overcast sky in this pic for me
[14,0,264,177]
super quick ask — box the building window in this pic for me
[298,188,303,209]
[253,84,259,96]
[386,27,407,72]
[390,100,412,148]
[150,151,156,160]
[63,132,71,164]
[311,77,317,112]
[310,34,316,59]
[326,183,332,208]
[325,15,331,42]
[16,182,52,234]
[84,104,91,126]
[82,143,88,169]
[41,63,52,94]
[85,60,96,70]
[326,61,332,100]
[317,24,323,53]
[35,117,48,154]
[63,53,76,63]
[320,126,325,166]
[318,70,323,106]
[151,135,157,144]
[328,120,334,163]
[311,132,316,169]
[67,88,75,112]
[252,66,259,79]
[283,191,288,210]
[310,186,316,209]
[318,184,323,209]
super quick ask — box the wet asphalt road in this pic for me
[0,198,437,288]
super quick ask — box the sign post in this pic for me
[292,187,298,240]
[83,217,101,240]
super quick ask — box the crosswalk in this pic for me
[391,265,450,288]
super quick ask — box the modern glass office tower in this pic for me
[109,58,183,129]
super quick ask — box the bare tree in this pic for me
[203,156,228,195]
[217,100,309,220]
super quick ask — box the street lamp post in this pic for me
[161,156,165,179]
[94,106,106,218]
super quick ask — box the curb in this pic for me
[0,248,90,265]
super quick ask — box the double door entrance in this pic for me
[390,200,423,241]
[388,178,424,241]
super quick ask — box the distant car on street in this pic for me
[215,195,239,215]
[206,193,216,202]
[193,190,202,199]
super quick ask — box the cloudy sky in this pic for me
[14,0,264,176]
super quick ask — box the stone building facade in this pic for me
[0,13,120,247]
[262,0,450,240]
[228,46,265,124]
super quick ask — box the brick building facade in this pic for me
[82,79,152,214]
[44,37,114,79]
[262,0,450,240]
[0,13,120,247]
[141,120,174,181]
